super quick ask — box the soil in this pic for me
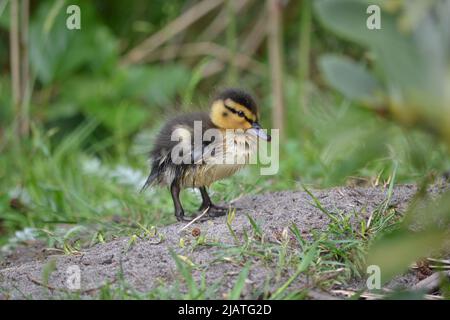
[0,184,448,299]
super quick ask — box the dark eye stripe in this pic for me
[224,105,253,124]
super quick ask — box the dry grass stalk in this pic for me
[298,0,312,114]
[143,42,265,76]
[199,0,254,41]
[122,0,225,65]
[242,8,268,55]
[201,7,268,79]
[19,0,30,136]
[10,0,21,110]
[9,0,30,138]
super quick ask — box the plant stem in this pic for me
[10,0,21,133]
[298,0,311,115]
[19,0,30,136]
[226,0,238,85]
[267,0,285,140]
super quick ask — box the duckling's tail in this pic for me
[140,171,158,193]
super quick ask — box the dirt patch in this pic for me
[0,184,447,299]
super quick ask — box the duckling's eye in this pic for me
[237,111,245,117]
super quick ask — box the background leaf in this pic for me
[319,54,382,104]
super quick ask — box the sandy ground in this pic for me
[0,184,447,299]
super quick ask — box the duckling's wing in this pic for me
[142,112,218,189]
[150,112,213,159]
[191,138,223,165]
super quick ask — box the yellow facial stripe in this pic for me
[224,98,257,122]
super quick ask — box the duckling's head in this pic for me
[210,88,271,141]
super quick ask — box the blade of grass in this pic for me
[270,244,317,299]
[226,208,240,244]
[228,262,250,300]
[170,250,200,299]
[301,182,340,223]
[246,213,262,238]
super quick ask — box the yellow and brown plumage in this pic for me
[141,89,271,221]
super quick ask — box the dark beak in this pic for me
[250,122,271,142]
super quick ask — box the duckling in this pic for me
[141,88,271,221]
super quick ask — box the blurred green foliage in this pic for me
[316,0,450,145]
[315,0,450,284]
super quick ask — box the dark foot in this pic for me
[200,204,236,218]
[210,204,231,211]
[177,210,212,223]
[198,203,237,212]
[212,204,243,212]
[207,209,227,218]
[197,187,241,219]
[175,210,197,222]
[178,205,235,223]
[190,208,226,220]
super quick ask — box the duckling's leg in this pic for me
[198,186,229,217]
[171,181,195,222]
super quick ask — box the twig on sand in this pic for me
[178,206,210,233]
[27,274,117,294]
[27,275,58,291]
